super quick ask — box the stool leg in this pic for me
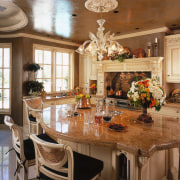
[24,161,29,180]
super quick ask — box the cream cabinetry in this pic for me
[79,54,97,93]
[148,104,180,120]
[165,34,180,83]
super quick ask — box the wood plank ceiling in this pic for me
[1,0,180,43]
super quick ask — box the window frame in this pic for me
[0,43,12,114]
[33,44,74,94]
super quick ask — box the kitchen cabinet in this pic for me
[165,34,180,83]
[79,54,97,94]
[148,103,180,120]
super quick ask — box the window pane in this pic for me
[63,53,69,65]
[36,68,42,78]
[44,51,51,64]
[43,65,51,78]
[56,79,63,91]
[3,89,9,108]
[3,69,9,88]
[0,89,2,108]
[0,69,2,87]
[62,79,68,90]
[0,48,2,67]
[4,48,10,68]
[56,66,62,78]
[43,79,51,92]
[35,49,43,64]
[56,52,62,65]
[63,66,69,78]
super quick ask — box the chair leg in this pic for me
[15,161,20,180]
[24,161,29,180]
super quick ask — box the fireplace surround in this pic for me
[96,57,164,97]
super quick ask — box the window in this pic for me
[34,44,74,93]
[0,44,11,113]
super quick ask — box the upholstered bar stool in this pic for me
[4,115,57,180]
[4,115,35,180]
[30,134,104,180]
[23,97,43,135]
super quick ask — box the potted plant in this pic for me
[27,63,40,72]
[24,80,44,96]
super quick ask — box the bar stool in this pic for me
[23,97,43,135]
[30,134,104,180]
[4,115,57,180]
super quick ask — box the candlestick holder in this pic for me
[154,42,158,57]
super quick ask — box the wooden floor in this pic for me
[0,125,37,180]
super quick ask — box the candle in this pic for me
[155,38,158,43]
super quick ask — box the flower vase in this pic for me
[137,107,153,123]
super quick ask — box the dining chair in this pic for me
[30,134,104,180]
[23,97,43,135]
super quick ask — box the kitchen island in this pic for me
[36,104,180,180]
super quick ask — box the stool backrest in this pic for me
[30,134,74,180]
[23,97,43,135]
[4,116,25,163]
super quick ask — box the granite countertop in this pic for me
[36,104,180,157]
[42,94,103,102]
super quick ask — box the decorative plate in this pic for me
[108,123,128,132]
[133,48,145,58]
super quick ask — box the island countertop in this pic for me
[37,104,180,157]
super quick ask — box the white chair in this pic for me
[4,115,35,180]
[30,134,104,180]
[23,97,43,135]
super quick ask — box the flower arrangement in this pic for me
[75,94,91,102]
[127,78,165,111]
[90,83,96,89]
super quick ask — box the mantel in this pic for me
[96,57,164,96]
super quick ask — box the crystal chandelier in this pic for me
[76,0,124,61]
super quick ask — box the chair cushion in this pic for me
[40,151,104,180]
[23,134,57,161]
[23,139,35,160]
[73,151,103,180]
[29,114,36,122]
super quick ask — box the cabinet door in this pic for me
[79,54,91,93]
[165,35,180,83]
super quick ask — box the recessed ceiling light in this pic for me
[72,14,77,17]
[135,27,140,30]
[113,10,119,13]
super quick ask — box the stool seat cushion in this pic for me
[40,151,104,180]
[29,115,36,122]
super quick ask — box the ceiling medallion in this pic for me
[0,0,28,32]
[85,0,118,13]
[76,0,124,62]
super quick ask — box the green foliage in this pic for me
[27,63,40,72]
[24,81,44,94]
[112,53,130,62]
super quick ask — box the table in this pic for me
[36,104,180,180]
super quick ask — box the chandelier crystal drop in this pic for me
[76,0,124,62]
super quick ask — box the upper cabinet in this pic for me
[165,34,180,83]
[79,54,97,93]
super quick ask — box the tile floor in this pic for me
[0,125,36,180]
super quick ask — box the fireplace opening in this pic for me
[104,72,151,99]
